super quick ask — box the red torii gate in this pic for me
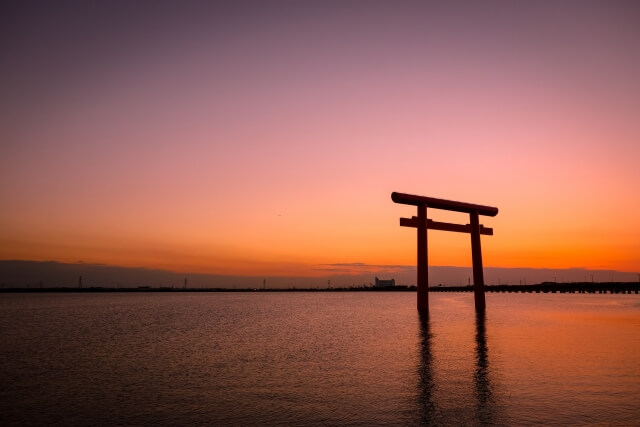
[391,192,498,312]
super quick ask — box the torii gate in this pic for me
[392,192,498,313]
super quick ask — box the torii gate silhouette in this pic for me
[392,192,498,313]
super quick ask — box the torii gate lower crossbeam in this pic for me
[392,192,498,313]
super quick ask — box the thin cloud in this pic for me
[316,263,415,274]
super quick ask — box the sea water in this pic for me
[1,292,639,425]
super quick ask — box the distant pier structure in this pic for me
[392,192,498,313]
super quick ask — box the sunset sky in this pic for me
[2,1,639,283]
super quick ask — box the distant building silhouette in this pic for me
[375,277,395,288]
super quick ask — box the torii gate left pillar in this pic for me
[392,192,498,313]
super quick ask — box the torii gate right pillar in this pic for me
[470,211,486,312]
[417,204,428,312]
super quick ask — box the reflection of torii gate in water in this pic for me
[392,192,498,313]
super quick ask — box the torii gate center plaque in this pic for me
[391,192,498,313]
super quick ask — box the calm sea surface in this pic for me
[1,292,639,426]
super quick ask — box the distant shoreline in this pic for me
[1,282,638,294]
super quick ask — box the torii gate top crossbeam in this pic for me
[391,192,498,217]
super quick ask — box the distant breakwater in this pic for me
[1,282,638,294]
[430,282,639,294]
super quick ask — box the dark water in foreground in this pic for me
[1,292,639,426]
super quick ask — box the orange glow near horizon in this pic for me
[1,2,639,279]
